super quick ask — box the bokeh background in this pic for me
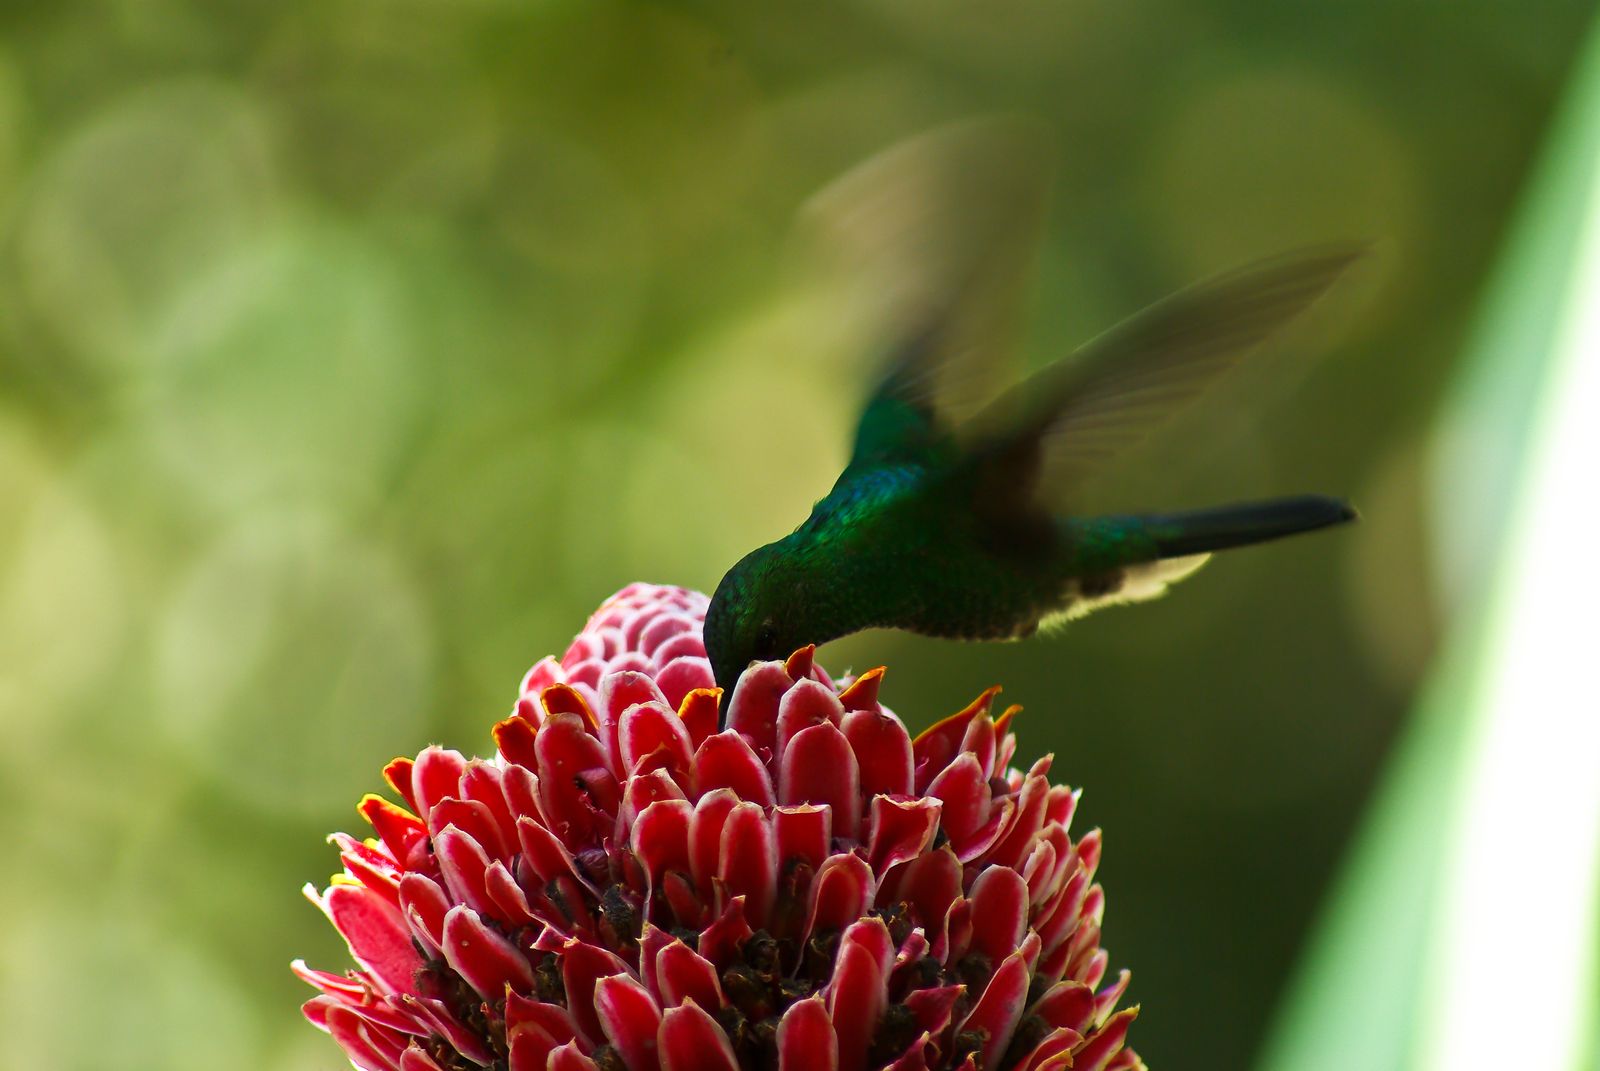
[1,3,1595,1070]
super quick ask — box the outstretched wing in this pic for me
[962,245,1367,513]
[793,118,1054,470]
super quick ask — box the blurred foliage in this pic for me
[0,3,1591,1069]
[1264,12,1600,1067]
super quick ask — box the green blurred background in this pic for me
[0,3,1593,1069]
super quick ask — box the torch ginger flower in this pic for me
[296,583,1145,1071]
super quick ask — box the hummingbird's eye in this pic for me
[754,621,779,659]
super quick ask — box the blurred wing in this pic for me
[965,245,1367,503]
[793,118,1054,469]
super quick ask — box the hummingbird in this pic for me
[703,125,1362,712]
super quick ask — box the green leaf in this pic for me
[1258,13,1600,1071]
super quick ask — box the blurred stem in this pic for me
[1258,11,1600,1071]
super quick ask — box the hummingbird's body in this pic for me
[702,123,1364,708]
[708,403,1353,698]
[703,245,1363,704]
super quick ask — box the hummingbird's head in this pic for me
[704,542,805,716]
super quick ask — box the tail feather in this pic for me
[1144,494,1357,558]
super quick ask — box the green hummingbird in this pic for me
[703,124,1362,710]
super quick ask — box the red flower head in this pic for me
[296,583,1145,1071]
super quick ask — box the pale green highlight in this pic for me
[1259,12,1600,1070]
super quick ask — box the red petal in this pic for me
[651,631,706,669]
[397,873,449,958]
[522,655,564,693]
[325,1005,407,1071]
[460,761,518,858]
[495,715,541,770]
[403,996,496,1064]
[661,870,705,930]
[302,992,420,1037]
[383,756,418,812]
[292,962,366,1003]
[1093,969,1131,1027]
[776,678,846,761]
[904,985,963,1037]
[508,1031,560,1071]
[805,853,874,941]
[359,795,429,868]
[623,768,688,826]
[1031,980,1096,1034]
[837,666,885,712]
[952,797,1015,864]
[840,915,895,976]
[484,860,536,927]
[826,918,890,1071]
[774,804,831,872]
[535,713,619,845]
[619,701,694,778]
[1015,1027,1085,1071]
[656,657,717,716]
[842,708,913,798]
[430,796,509,862]
[331,832,402,908]
[693,730,775,807]
[655,939,724,1011]
[441,905,534,999]
[1075,828,1103,881]
[779,722,861,840]
[959,715,997,778]
[911,686,1000,793]
[639,612,697,658]
[542,681,598,725]
[566,658,606,689]
[725,660,793,755]
[1045,785,1079,831]
[1079,948,1110,991]
[674,686,722,749]
[659,1000,739,1071]
[969,866,1028,965]
[924,753,990,843]
[986,773,1048,869]
[882,1037,934,1071]
[698,895,755,970]
[434,825,496,916]
[1035,865,1090,963]
[316,883,422,997]
[961,944,1032,1068]
[1022,838,1060,906]
[562,632,604,667]
[411,746,467,818]
[718,801,777,923]
[518,814,595,891]
[547,1041,601,1071]
[889,846,962,939]
[689,790,740,901]
[1040,825,1078,904]
[594,973,663,1071]
[507,988,584,1050]
[559,939,632,1043]
[784,644,816,681]
[1072,1007,1138,1071]
[601,671,671,772]
[865,796,942,873]
[400,1047,446,1071]
[632,799,693,888]
[777,995,838,1071]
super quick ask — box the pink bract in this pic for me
[296,583,1145,1071]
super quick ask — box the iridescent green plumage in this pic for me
[704,123,1361,709]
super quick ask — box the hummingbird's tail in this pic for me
[1143,494,1357,558]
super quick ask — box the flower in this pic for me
[296,582,1145,1071]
